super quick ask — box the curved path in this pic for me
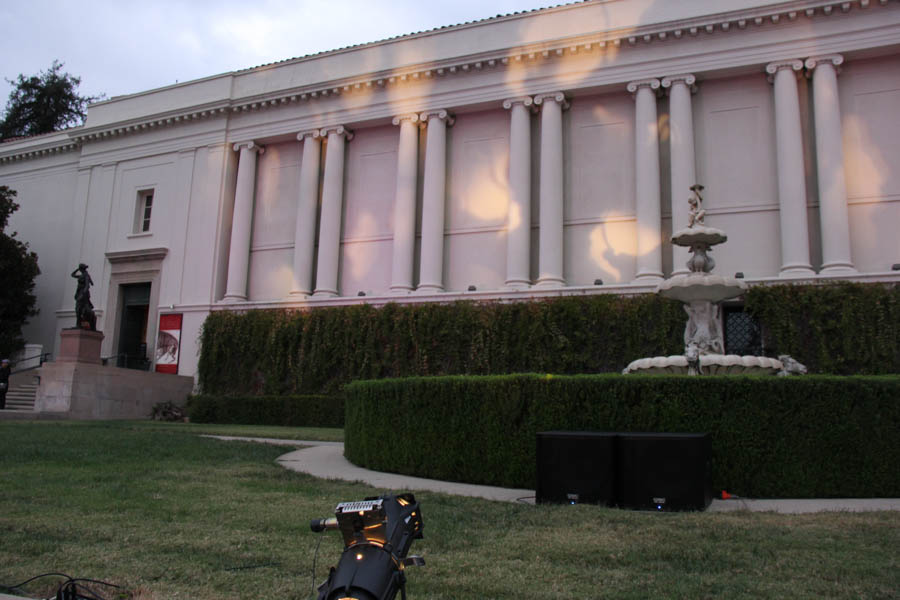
[204,436,900,513]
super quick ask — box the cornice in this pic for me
[0,0,895,165]
[105,247,169,264]
[0,139,80,165]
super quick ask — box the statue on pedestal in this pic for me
[71,263,97,331]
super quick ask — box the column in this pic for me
[661,74,697,276]
[805,54,856,274]
[503,96,534,289]
[313,125,353,297]
[534,92,568,288]
[390,114,420,293]
[289,130,322,296]
[766,60,815,277]
[417,109,453,293]
[223,141,264,302]
[628,79,664,282]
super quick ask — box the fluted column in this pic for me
[223,141,264,302]
[390,114,420,293]
[289,130,323,296]
[503,96,534,289]
[806,54,856,274]
[628,79,664,282]
[313,125,353,297]
[534,92,568,288]
[767,60,815,277]
[417,109,453,293]
[661,74,697,276]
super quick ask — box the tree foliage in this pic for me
[0,186,40,357]
[0,61,101,141]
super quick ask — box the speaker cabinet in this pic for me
[617,433,712,511]
[536,431,617,505]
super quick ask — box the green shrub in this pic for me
[187,394,342,427]
[344,374,900,498]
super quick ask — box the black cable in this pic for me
[1,571,75,592]
[516,495,536,504]
[311,534,324,599]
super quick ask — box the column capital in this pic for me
[419,109,455,126]
[661,74,697,92]
[232,141,265,154]
[391,113,421,126]
[805,54,844,73]
[296,129,323,141]
[627,78,661,95]
[502,96,535,110]
[319,125,354,141]
[766,59,804,82]
[533,92,569,110]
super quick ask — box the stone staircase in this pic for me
[5,381,38,411]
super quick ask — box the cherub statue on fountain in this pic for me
[687,184,706,227]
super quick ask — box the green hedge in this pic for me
[197,283,899,395]
[198,294,685,395]
[744,282,900,374]
[187,394,343,427]
[344,374,900,498]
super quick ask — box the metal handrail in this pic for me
[9,352,52,374]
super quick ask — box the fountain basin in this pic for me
[671,224,727,247]
[623,354,783,376]
[657,273,746,303]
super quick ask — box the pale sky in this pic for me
[0,0,564,108]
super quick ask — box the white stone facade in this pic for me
[1,0,899,380]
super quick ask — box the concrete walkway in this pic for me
[205,436,900,513]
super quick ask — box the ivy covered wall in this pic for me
[197,283,899,395]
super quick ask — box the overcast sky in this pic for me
[0,0,563,108]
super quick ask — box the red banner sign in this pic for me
[155,313,182,374]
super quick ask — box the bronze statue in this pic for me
[71,263,97,330]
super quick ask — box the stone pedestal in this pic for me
[58,328,104,364]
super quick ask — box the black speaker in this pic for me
[617,433,712,511]
[536,431,617,505]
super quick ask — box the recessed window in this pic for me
[134,189,154,233]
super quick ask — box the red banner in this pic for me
[155,313,182,374]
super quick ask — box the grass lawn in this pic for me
[0,421,897,599]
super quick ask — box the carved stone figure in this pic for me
[71,263,97,331]
[687,184,706,227]
[683,300,724,355]
[685,342,703,376]
[777,355,808,376]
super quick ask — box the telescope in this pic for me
[310,493,425,600]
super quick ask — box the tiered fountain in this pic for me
[624,185,786,376]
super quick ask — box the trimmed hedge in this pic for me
[197,283,899,396]
[344,374,900,498]
[198,294,685,395]
[187,394,343,427]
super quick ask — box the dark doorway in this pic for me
[117,283,151,370]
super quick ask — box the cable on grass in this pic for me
[0,572,125,600]
[311,533,325,598]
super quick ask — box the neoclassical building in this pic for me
[2,0,899,379]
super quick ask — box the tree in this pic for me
[0,61,102,141]
[0,186,40,358]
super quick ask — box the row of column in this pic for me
[222,53,856,301]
